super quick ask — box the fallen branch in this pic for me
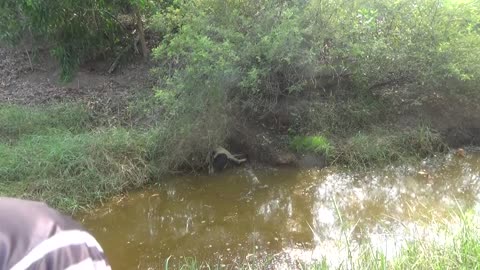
[24,48,34,72]
[108,35,139,74]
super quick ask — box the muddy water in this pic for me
[80,150,480,269]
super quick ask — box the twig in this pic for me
[108,36,139,74]
[25,48,34,71]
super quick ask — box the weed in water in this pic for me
[170,210,480,270]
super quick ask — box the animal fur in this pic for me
[208,147,247,174]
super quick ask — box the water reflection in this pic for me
[79,151,480,269]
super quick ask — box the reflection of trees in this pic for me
[81,153,480,266]
[309,153,480,252]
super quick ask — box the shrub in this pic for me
[153,0,336,115]
[302,98,389,136]
[333,0,480,101]
[0,0,162,81]
[153,0,480,135]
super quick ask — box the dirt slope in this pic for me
[0,46,154,106]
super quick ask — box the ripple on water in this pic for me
[79,151,480,269]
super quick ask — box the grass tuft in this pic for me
[333,126,448,169]
[0,104,92,142]
[0,128,157,213]
[290,135,332,155]
[0,103,166,213]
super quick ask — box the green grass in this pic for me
[294,96,449,170]
[332,126,448,169]
[355,214,480,270]
[0,104,92,142]
[290,135,333,155]
[289,127,447,169]
[0,103,164,213]
[0,128,158,213]
[0,102,222,213]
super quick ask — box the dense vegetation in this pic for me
[0,0,160,80]
[1,0,480,268]
[150,0,474,168]
[1,0,479,205]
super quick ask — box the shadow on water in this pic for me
[79,150,480,269]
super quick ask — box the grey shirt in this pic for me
[0,198,110,270]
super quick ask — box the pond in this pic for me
[79,149,480,269]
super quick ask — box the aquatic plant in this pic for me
[171,210,480,269]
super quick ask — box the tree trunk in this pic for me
[135,9,148,59]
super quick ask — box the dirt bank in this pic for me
[2,46,479,169]
[0,46,155,107]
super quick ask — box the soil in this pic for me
[0,46,155,107]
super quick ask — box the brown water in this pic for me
[79,150,480,269]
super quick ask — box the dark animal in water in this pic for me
[208,147,247,174]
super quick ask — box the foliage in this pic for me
[153,0,331,116]
[0,0,164,81]
[290,135,332,155]
[0,1,23,42]
[150,0,190,38]
[151,0,331,165]
[148,107,230,173]
[333,0,480,100]
[153,0,480,138]
[3,0,123,81]
[302,98,389,136]
[149,0,479,171]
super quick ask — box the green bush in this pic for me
[0,0,164,81]
[302,98,389,136]
[334,0,480,100]
[153,0,480,137]
[153,0,332,115]
[150,0,189,38]
[2,0,126,81]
